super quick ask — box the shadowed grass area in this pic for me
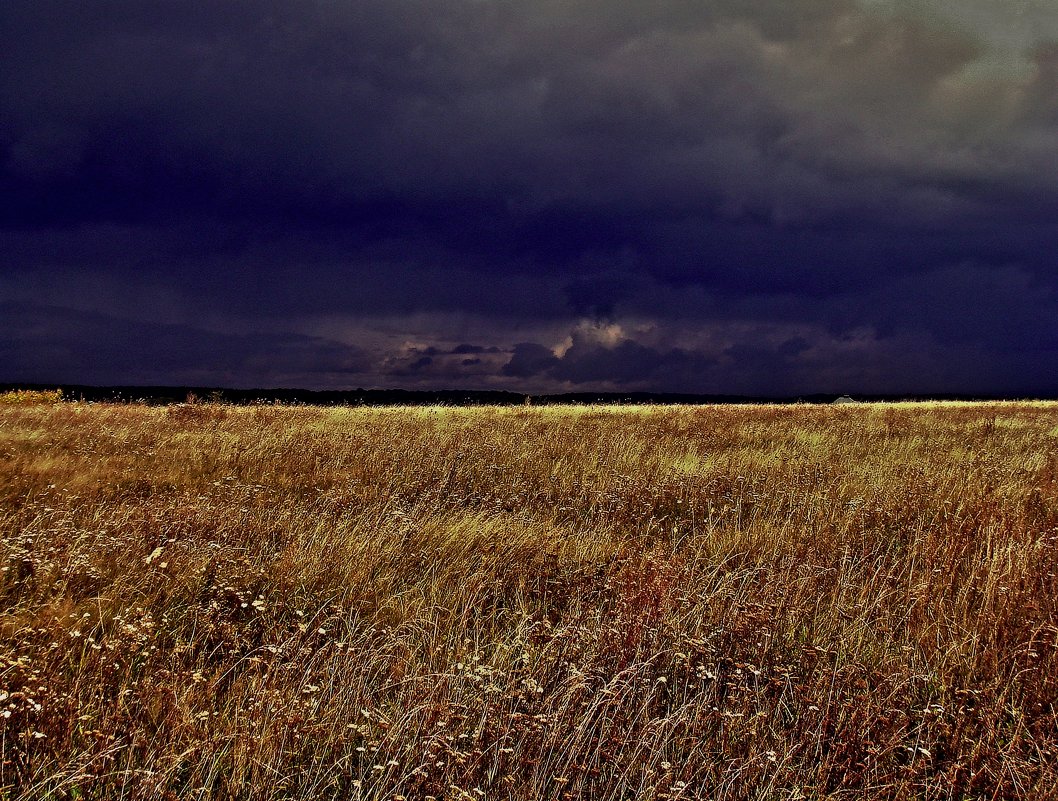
[1,402,1056,799]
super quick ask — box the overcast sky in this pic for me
[3,0,1057,395]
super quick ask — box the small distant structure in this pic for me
[832,395,860,405]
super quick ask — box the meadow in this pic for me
[1,399,1056,800]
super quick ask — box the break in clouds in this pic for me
[2,0,1058,394]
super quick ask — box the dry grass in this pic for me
[0,391,62,406]
[1,401,1056,800]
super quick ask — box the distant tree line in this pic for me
[0,383,1026,406]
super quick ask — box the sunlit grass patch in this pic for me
[0,388,63,405]
[667,452,703,476]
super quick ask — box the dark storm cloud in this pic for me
[502,324,719,390]
[0,302,372,387]
[2,1,1057,392]
[503,344,561,380]
[451,344,500,355]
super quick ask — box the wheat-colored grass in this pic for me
[1,401,1056,799]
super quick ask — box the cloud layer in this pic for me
[2,1,1057,393]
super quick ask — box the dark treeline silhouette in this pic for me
[1,383,1039,406]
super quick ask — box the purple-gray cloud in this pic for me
[2,1,1057,394]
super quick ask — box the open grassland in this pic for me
[1,401,1057,800]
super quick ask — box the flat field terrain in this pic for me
[1,402,1057,800]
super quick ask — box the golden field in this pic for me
[1,400,1056,800]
